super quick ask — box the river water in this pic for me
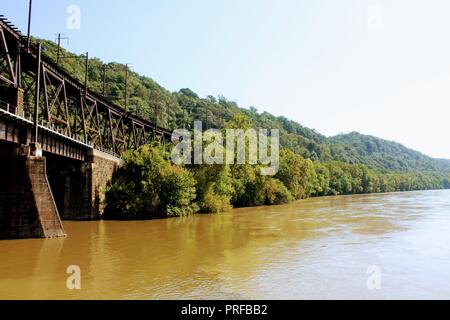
[0,190,449,300]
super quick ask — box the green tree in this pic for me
[193,165,235,213]
[104,143,198,219]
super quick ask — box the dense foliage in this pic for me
[36,39,450,218]
[329,132,450,172]
[104,115,450,219]
[278,148,450,198]
[104,144,198,219]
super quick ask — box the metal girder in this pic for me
[81,94,102,147]
[0,26,17,87]
[42,66,71,135]
[131,121,147,149]
[0,108,87,161]
[108,109,126,155]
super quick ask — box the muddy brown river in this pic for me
[0,190,449,300]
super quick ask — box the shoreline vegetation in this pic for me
[29,39,450,220]
[103,115,450,220]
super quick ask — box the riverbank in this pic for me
[102,138,450,221]
[102,188,450,221]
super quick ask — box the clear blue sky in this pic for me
[2,0,450,158]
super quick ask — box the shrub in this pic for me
[193,165,234,213]
[263,178,293,205]
[104,143,198,219]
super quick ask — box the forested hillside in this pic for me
[38,38,450,175]
[330,132,450,172]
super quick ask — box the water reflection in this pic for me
[0,190,449,299]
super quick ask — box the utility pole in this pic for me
[124,64,128,111]
[84,52,89,94]
[33,43,41,143]
[27,0,33,50]
[205,105,208,131]
[55,33,69,64]
[56,33,61,64]
[103,64,107,96]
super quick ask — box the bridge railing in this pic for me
[0,99,121,158]
[0,99,33,122]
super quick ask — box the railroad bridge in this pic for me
[0,16,173,239]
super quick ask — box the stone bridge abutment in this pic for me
[0,142,121,239]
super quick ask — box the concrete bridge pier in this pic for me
[46,149,121,221]
[0,143,66,239]
[0,144,121,239]
[82,149,122,219]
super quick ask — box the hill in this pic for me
[329,132,450,172]
[36,38,450,174]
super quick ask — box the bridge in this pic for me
[0,15,174,239]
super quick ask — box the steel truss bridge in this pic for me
[0,14,173,161]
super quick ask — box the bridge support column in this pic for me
[82,149,121,219]
[0,143,66,239]
[48,149,121,220]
